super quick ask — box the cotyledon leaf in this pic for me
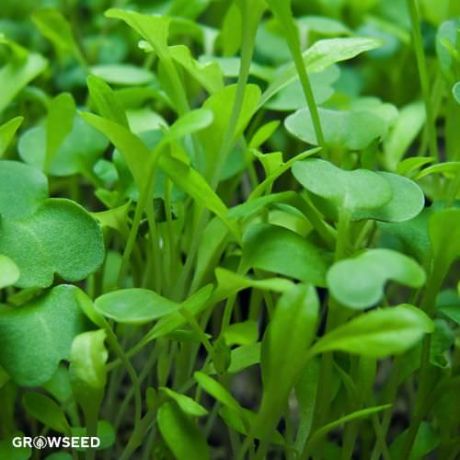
[327,249,426,309]
[0,285,88,386]
[0,199,105,289]
[0,160,105,288]
[353,172,425,223]
[285,106,391,150]
[292,159,392,217]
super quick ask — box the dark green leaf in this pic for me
[0,285,87,386]
[242,223,329,286]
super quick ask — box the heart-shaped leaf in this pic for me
[0,199,105,288]
[310,305,433,357]
[242,223,329,286]
[353,172,425,223]
[292,159,392,216]
[293,159,423,223]
[95,289,180,324]
[285,102,395,150]
[264,67,338,111]
[0,161,104,288]
[327,249,426,309]
[0,285,88,386]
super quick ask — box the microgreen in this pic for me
[0,1,459,459]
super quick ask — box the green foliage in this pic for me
[0,285,87,386]
[327,249,426,309]
[0,1,459,459]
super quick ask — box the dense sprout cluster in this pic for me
[0,0,459,459]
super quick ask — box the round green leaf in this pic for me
[0,199,105,288]
[0,285,88,386]
[353,172,425,222]
[265,67,339,111]
[327,249,426,309]
[0,160,48,219]
[95,289,180,324]
[292,159,392,216]
[285,105,392,150]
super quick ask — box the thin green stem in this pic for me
[406,0,439,159]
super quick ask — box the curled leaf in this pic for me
[327,249,426,309]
